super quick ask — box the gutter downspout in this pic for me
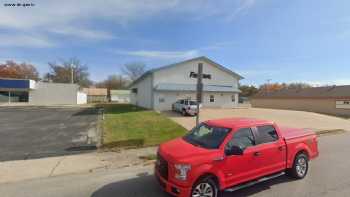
[151,73,155,109]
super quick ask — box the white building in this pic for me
[110,90,130,103]
[0,78,87,105]
[129,56,243,111]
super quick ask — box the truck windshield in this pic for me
[183,123,231,149]
[189,101,197,105]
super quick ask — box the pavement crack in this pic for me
[49,157,66,177]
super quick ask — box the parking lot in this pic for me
[165,107,350,132]
[0,107,99,161]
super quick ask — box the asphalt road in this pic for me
[0,107,99,161]
[1,132,350,197]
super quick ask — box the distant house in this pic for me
[110,90,130,103]
[251,85,350,116]
[82,88,108,103]
[129,56,243,111]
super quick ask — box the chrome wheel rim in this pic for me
[192,183,214,197]
[296,157,307,177]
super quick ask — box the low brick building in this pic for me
[251,85,350,117]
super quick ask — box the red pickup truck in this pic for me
[155,118,319,197]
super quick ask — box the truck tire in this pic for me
[182,109,187,116]
[287,153,309,179]
[191,177,220,197]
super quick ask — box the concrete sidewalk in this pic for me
[0,147,157,184]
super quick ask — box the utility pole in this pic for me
[71,63,74,84]
[196,63,203,127]
[266,79,271,94]
[120,75,123,89]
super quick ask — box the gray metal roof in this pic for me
[253,85,350,99]
[154,83,241,93]
[129,56,244,87]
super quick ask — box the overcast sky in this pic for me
[0,0,349,86]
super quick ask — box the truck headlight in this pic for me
[174,164,191,181]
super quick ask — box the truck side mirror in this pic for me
[225,145,244,156]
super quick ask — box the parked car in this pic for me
[155,118,319,197]
[172,99,201,116]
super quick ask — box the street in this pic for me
[1,132,350,197]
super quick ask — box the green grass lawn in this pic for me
[100,104,188,148]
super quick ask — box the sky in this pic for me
[0,0,349,86]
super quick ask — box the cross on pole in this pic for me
[196,63,203,126]
[189,63,211,126]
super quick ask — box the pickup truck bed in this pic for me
[279,126,315,140]
[280,126,319,169]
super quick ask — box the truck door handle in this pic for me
[278,146,284,151]
[253,152,261,157]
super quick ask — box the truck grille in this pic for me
[156,153,168,180]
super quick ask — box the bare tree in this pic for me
[121,62,146,81]
[95,74,129,90]
[44,58,92,87]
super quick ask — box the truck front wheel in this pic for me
[287,152,309,179]
[191,177,220,197]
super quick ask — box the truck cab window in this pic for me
[183,123,231,149]
[256,125,279,144]
[226,128,255,150]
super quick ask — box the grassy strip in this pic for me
[99,104,187,148]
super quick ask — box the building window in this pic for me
[131,88,138,93]
[231,95,235,102]
[209,95,215,102]
[0,91,9,103]
[336,100,350,109]
[0,91,28,103]
[159,97,165,103]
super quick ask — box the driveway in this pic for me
[164,108,350,131]
[0,106,100,161]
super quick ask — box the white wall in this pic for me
[153,91,196,111]
[130,74,153,108]
[29,80,36,89]
[202,92,238,108]
[153,91,238,111]
[29,82,79,105]
[111,95,130,103]
[77,91,87,104]
[153,59,239,88]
